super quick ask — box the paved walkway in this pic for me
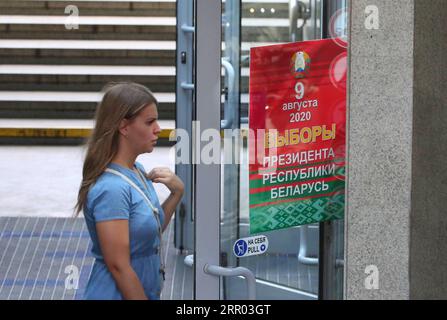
[0,145,174,217]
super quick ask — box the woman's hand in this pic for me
[146,167,184,196]
[148,167,184,232]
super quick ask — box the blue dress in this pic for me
[83,161,165,300]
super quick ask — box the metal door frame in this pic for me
[194,0,222,299]
[175,0,195,252]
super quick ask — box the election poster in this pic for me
[249,39,346,234]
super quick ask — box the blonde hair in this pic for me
[73,82,158,217]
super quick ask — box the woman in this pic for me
[74,82,184,300]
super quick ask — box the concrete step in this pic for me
[0,118,174,129]
[0,64,249,82]
[0,39,176,50]
[0,20,288,42]
[0,118,251,145]
[0,91,249,120]
[0,91,250,105]
[0,102,175,119]
[0,48,176,66]
[0,1,176,17]
[0,1,287,18]
[0,72,176,93]
[0,38,276,53]
[0,24,176,41]
[0,0,283,125]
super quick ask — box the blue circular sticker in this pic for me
[233,239,248,257]
[260,244,266,252]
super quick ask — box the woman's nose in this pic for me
[154,122,161,134]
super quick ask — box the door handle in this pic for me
[298,224,318,265]
[221,58,235,129]
[181,24,195,33]
[298,225,344,267]
[184,254,256,300]
[289,0,312,42]
[184,254,194,267]
[181,82,195,90]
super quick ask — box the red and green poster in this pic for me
[249,39,347,234]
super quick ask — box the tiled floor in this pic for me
[0,216,318,300]
[0,217,92,300]
[0,216,194,300]
[0,217,318,300]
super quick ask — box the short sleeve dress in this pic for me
[83,161,165,300]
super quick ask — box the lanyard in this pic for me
[104,168,166,282]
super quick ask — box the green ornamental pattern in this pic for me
[249,184,345,234]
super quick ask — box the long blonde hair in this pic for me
[73,82,158,217]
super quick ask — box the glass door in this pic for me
[223,0,319,300]
[176,0,347,300]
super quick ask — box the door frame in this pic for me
[194,0,222,300]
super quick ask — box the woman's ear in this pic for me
[118,118,130,137]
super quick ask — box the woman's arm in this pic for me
[160,191,183,232]
[96,219,148,300]
[146,167,184,232]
